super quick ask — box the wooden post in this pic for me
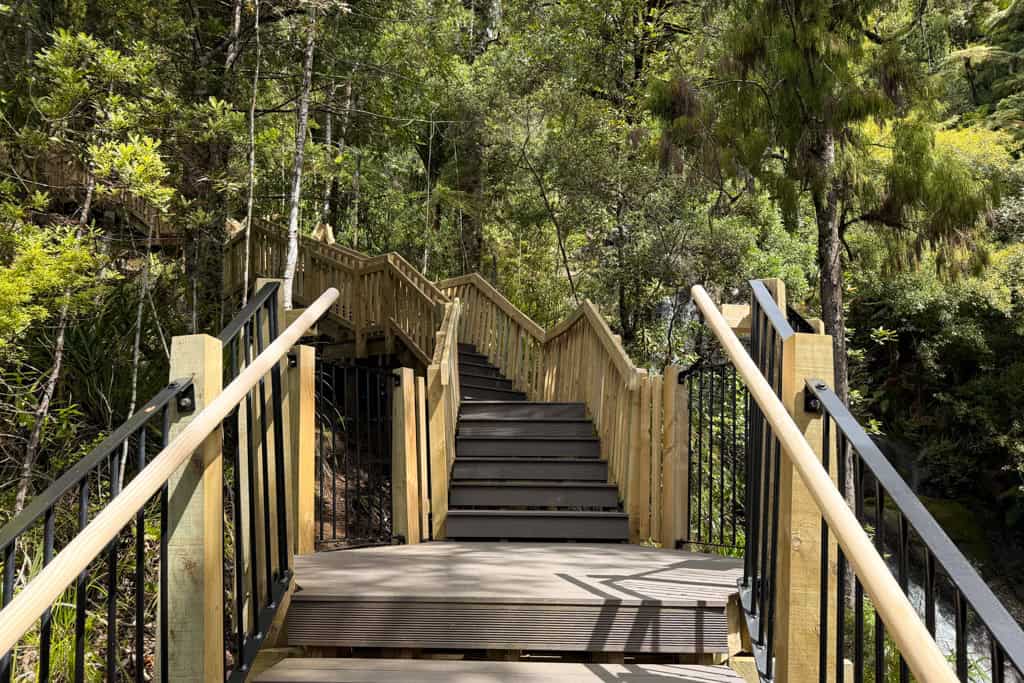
[289,345,316,555]
[392,368,420,544]
[161,334,224,682]
[775,322,837,682]
[415,376,430,541]
[627,370,651,542]
[427,365,448,539]
[660,366,689,548]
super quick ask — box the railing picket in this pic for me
[134,429,146,683]
[40,506,55,683]
[75,478,90,683]
[819,415,831,683]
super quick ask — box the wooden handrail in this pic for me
[437,273,544,341]
[0,287,339,658]
[690,284,957,683]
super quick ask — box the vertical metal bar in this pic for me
[333,365,341,542]
[159,406,170,683]
[854,452,865,683]
[242,320,261,617]
[897,512,909,683]
[731,363,739,548]
[135,429,147,683]
[955,590,968,681]
[991,635,1005,683]
[229,339,246,669]
[765,328,783,679]
[315,359,323,544]
[718,363,726,546]
[924,552,936,637]
[819,414,832,683]
[268,300,289,573]
[873,477,885,683]
[254,307,274,594]
[836,432,848,683]
[1,541,15,683]
[354,366,362,542]
[40,506,55,683]
[107,451,121,682]
[75,477,90,683]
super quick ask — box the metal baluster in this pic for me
[354,366,363,543]
[924,552,936,637]
[718,364,727,546]
[159,407,170,683]
[40,506,55,682]
[687,370,695,546]
[135,429,147,683]
[731,364,739,548]
[1,541,15,682]
[107,450,122,682]
[955,590,968,681]
[991,635,1005,683]
[229,339,246,671]
[242,320,262,618]
[873,478,885,683]
[268,300,289,573]
[254,307,275,594]
[819,414,832,683]
[75,477,90,683]
[696,364,705,545]
[854,452,865,683]
[765,330,783,680]
[897,513,909,683]
[836,433,847,683]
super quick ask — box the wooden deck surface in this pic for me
[255,658,745,682]
[292,542,743,607]
[286,542,743,654]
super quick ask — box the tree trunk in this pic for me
[120,221,154,488]
[350,149,361,249]
[282,8,317,310]
[14,172,95,515]
[225,0,242,73]
[242,0,261,306]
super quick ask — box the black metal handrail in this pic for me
[806,379,1024,682]
[0,378,192,683]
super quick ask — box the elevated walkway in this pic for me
[285,542,742,654]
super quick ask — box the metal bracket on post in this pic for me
[176,384,196,414]
[803,383,826,414]
[287,351,298,369]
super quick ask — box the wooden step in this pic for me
[456,437,600,458]
[452,457,608,481]
[458,350,491,364]
[459,373,518,391]
[460,402,587,419]
[450,481,620,509]
[256,659,744,682]
[461,385,527,401]
[446,509,629,541]
[458,418,595,439]
[457,342,478,353]
[457,361,502,377]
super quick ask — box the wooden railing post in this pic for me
[426,364,448,539]
[627,369,651,542]
[392,367,421,544]
[415,375,430,540]
[160,334,224,682]
[289,344,316,555]
[771,279,838,683]
[660,365,689,548]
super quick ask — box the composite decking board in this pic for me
[255,659,744,683]
[286,601,729,652]
[290,542,741,607]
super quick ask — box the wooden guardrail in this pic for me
[425,298,461,538]
[225,224,446,364]
[439,275,684,545]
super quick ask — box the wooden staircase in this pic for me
[446,343,629,542]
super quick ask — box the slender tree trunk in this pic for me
[350,150,361,249]
[225,0,242,73]
[282,8,317,309]
[242,0,261,306]
[14,172,95,515]
[321,81,334,222]
[120,221,154,488]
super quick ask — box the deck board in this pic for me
[287,542,742,654]
[255,658,745,682]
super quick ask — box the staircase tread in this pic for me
[448,509,628,518]
[454,455,603,462]
[457,435,599,441]
[256,658,744,682]
[460,401,585,406]
[459,417,592,423]
[451,481,618,488]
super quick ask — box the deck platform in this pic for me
[286,542,743,654]
[255,658,746,682]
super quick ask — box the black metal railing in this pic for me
[806,380,1024,683]
[314,359,394,548]
[218,281,291,681]
[0,281,295,682]
[684,355,747,553]
[738,279,794,681]
[0,379,192,683]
